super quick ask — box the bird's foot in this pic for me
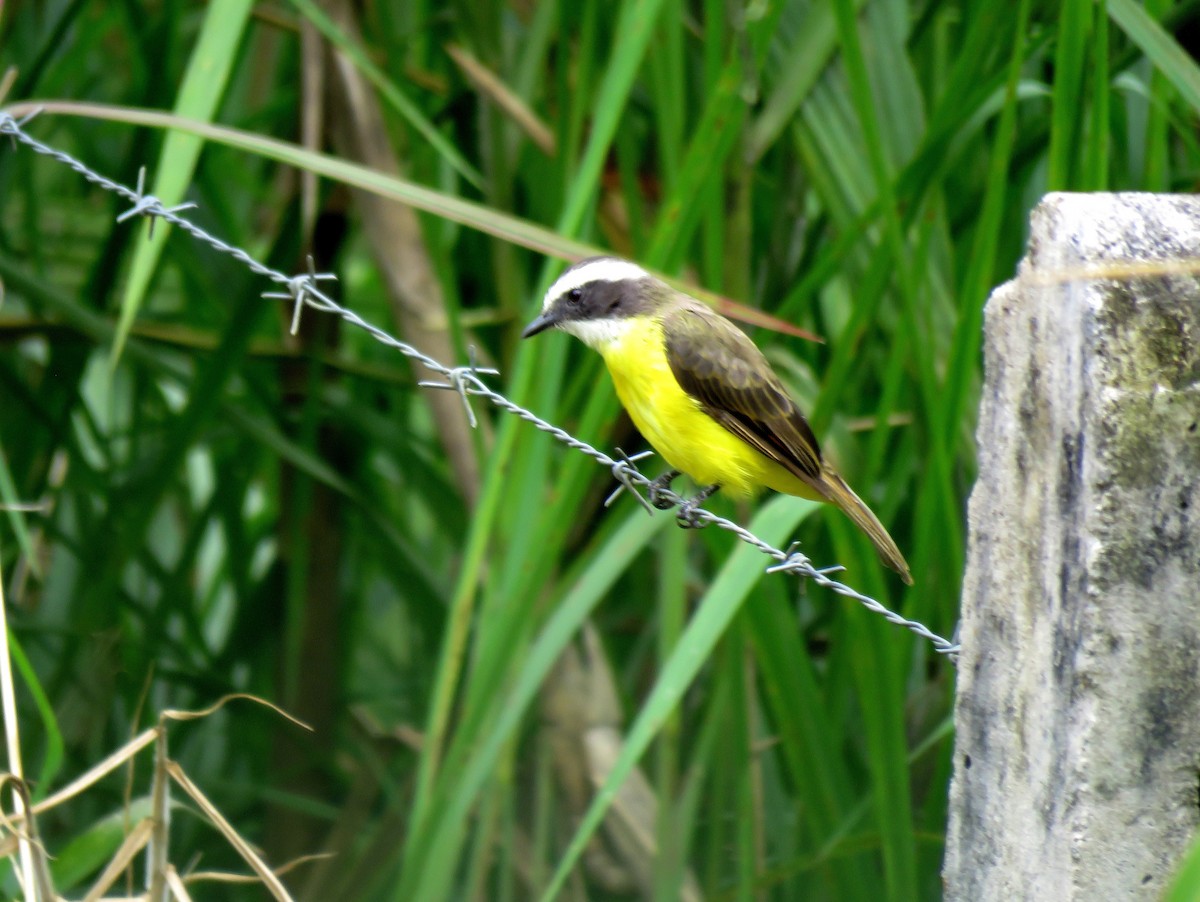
[647,469,681,510]
[675,484,719,529]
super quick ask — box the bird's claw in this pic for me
[647,470,680,510]
[674,484,718,528]
[674,500,708,529]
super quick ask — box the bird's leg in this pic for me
[647,469,681,510]
[676,484,720,529]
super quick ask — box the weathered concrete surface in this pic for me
[944,193,1200,900]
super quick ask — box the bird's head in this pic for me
[521,257,668,349]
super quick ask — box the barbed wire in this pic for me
[0,109,959,662]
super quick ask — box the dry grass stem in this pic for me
[160,693,312,732]
[80,817,154,902]
[164,864,194,902]
[165,760,294,901]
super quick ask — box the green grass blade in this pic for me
[538,496,817,901]
[937,0,1031,454]
[551,0,673,238]
[6,632,64,796]
[0,446,38,577]
[1087,1,1111,188]
[747,1,844,162]
[401,508,668,900]
[286,0,484,189]
[110,0,254,366]
[1109,0,1200,114]
[1141,0,1172,190]
[745,575,876,898]
[5,102,599,264]
[1166,831,1200,902]
[1047,0,1090,188]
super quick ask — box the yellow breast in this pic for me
[596,317,813,498]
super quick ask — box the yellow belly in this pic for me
[598,318,818,500]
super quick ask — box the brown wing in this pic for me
[663,301,822,481]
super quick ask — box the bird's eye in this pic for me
[567,288,583,302]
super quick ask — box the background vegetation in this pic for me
[1,0,1198,898]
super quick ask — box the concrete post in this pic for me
[944,193,1200,900]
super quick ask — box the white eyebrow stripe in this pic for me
[542,258,652,311]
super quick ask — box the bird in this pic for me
[521,256,913,585]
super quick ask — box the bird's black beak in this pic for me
[521,309,559,338]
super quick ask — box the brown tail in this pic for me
[816,468,913,585]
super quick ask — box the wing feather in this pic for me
[663,302,823,482]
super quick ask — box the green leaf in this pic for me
[49,799,153,891]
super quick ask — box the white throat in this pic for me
[560,316,637,350]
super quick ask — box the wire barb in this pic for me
[417,362,499,429]
[0,110,961,663]
[262,256,339,335]
[603,449,657,513]
[0,108,42,148]
[764,551,813,575]
[114,167,199,238]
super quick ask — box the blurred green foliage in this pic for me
[0,0,1198,898]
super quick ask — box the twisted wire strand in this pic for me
[0,110,959,662]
